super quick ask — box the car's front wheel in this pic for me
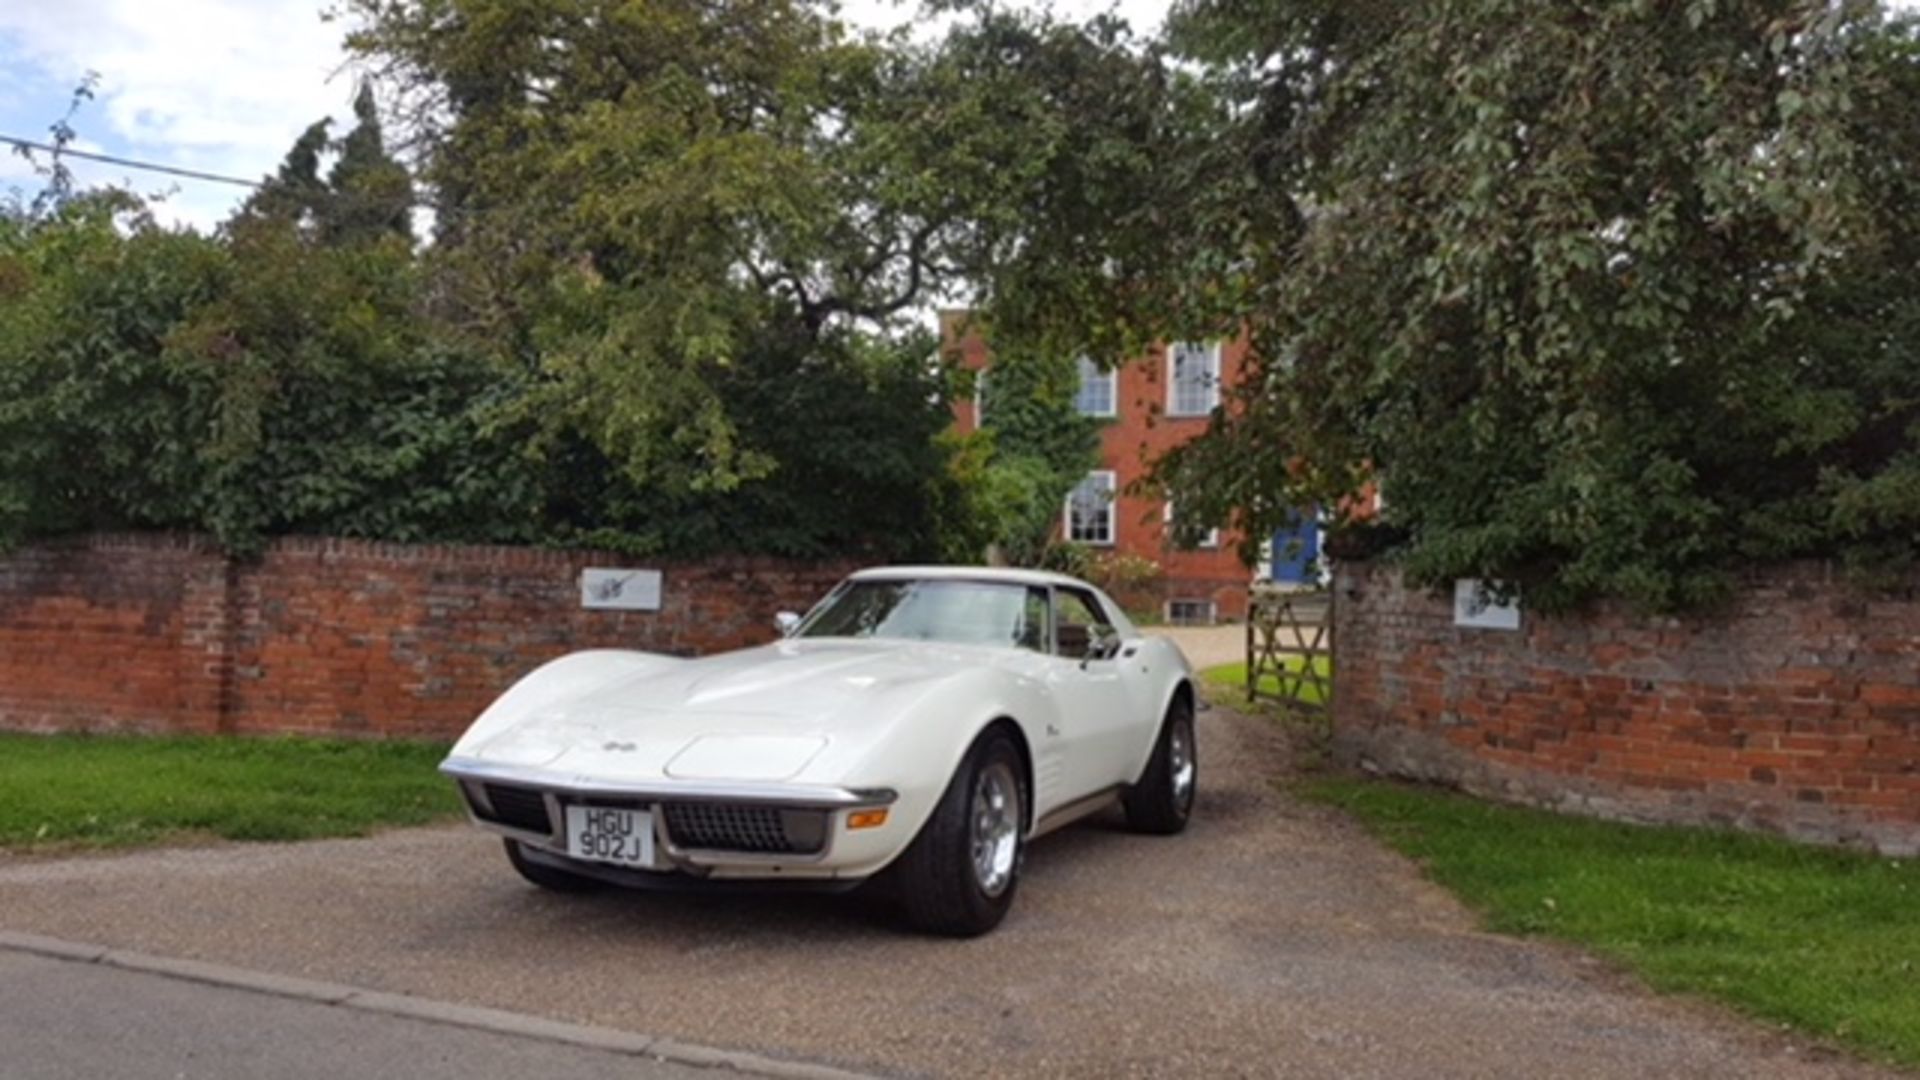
[894,729,1025,937]
[1123,696,1197,834]
[503,839,605,893]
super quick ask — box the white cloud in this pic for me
[0,0,357,229]
[0,148,39,185]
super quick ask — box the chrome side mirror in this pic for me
[774,611,802,636]
[1081,626,1122,667]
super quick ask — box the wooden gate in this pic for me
[1245,586,1332,709]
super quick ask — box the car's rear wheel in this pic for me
[1123,696,1197,835]
[894,729,1025,937]
[503,838,604,893]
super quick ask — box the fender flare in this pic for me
[1123,657,1199,786]
[840,671,1055,871]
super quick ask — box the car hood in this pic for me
[462,640,989,783]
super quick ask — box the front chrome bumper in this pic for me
[512,844,868,894]
[440,756,899,879]
[439,756,898,809]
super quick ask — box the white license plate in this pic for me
[564,805,654,868]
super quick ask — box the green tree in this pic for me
[153,88,518,552]
[324,84,415,245]
[537,327,956,560]
[168,219,539,552]
[0,194,224,546]
[339,0,1190,561]
[237,84,414,245]
[239,118,332,229]
[0,191,541,554]
[345,0,939,498]
[1152,0,1920,610]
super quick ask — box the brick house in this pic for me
[943,311,1261,623]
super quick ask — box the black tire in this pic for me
[1123,696,1197,835]
[503,839,605,893]
[894,730,1026,937]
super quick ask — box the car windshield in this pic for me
[797,579,1047,652]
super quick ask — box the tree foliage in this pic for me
[19,0,1906,603]
[346,0,948,496]
[1154,0,1920,610]
[0,189,540,553]
[236,85,415,245]
[336,0,1176,561]
[7,4,1181,561]
[0,194,221,544]
[0,84,530,553]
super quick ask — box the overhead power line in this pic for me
[1,134,262,189]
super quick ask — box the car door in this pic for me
[1045,585,1145,798]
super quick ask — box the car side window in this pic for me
[1017,587,1051,653]
[1053,587,1117,661]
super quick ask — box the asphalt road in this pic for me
[0,703,1890,1079]
[0,951,718,1080]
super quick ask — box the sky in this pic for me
[1,0,1913,232]
[0,0,1170,231]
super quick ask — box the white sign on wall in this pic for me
[1453,578,1520,631]
[581,568,663,611]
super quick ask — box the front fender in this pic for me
[1122,637,1198,785]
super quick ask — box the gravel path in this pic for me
[0,705,1887,1079]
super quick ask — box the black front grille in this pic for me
[478,784,552,834]
[661,803,826,855]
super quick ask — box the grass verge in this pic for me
[1200,657,1333,705]
[1303,776,1920,1068]
[0,733,461,851]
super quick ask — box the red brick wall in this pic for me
[940,311,1254,620]
[0,535,231,735]
[1332,562,1920,856]
[0,534,854,739]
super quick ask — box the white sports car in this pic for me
[441,566,1198,935]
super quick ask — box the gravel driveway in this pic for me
[0,705,1887,1079]
[1148,624,1245,671]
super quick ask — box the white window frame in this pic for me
[1064,470,1118,547]
[1166,341,1222,418]
[1163,501,1219,549]
[972,368,987,429]
[1165,598,1217,626]
[1073,356,1116,418]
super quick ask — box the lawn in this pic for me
[1304,777,1920,1069]
[1200,657,1333,705]
[0,733,462,851]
